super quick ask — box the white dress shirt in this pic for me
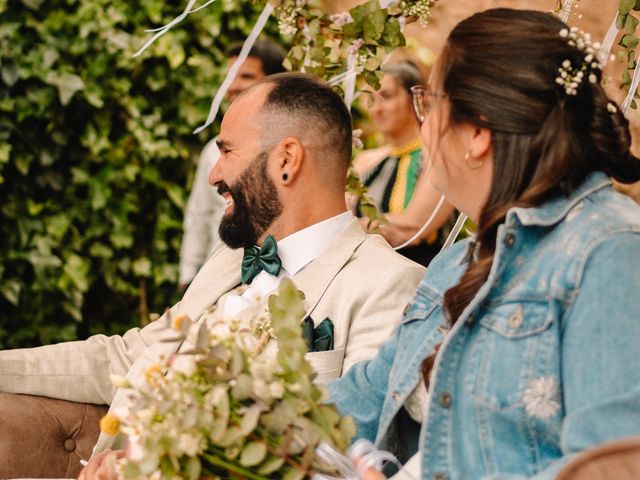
[223,211,354,317]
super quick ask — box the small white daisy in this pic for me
[522,377,561,420]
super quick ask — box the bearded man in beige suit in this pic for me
[0,73,424,478]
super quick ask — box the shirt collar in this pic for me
[277,211,354,276]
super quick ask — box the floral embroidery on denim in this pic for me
[523,377,560,419]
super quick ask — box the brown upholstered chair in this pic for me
[0,393,108,479]
[557,437,640,480]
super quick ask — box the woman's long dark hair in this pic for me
[440,9,640,324]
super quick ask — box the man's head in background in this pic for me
[225,39,287,103]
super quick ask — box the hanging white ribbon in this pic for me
[558,0,575,23]
[144,0,218,32]
[343,51,358,109]
[621,63,640,112]
[441,212,468,250]
[328,69,359,87]
[133,0,201,57]
[193,2,274,134]
[393,194,446,251]
[599,16,619,66]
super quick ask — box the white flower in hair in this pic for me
[607,102,618,113]
[555,27,604,96]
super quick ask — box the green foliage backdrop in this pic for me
[0,0,279,347]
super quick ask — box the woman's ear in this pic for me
[276,136,304,185]
[469,125,492,160]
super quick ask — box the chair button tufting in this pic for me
[64,438,76,452]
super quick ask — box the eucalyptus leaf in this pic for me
[621,0,636,15]
[620,33,639,49]
[625,14,639,34]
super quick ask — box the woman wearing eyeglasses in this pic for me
[354,60,455,267]
[330,8,640,480]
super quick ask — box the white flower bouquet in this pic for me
[102,279,355,480]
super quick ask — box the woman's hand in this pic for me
[78,449,125,480]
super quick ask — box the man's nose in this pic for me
[208,162,222,187]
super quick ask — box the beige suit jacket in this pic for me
[0,219,424,454]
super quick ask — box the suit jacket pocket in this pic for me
[306,347,346,385]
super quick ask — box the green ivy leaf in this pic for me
[20,0,43,10]
[0,143,11,163]
[46,214,71,240]
[1,64,20,87]
[363,9,385,42]
[63,254,90,293]
[132,257,152,277]
[621,0,636,15]
[45,72,85,106]
[0,280,21,306]
[381,17,403,47]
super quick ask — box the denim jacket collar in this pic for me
[507,171,611,227]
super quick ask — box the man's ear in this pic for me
[275,136,305,184]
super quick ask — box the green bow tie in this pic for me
[241,235,282,284]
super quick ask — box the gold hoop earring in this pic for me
[464,150,483,170]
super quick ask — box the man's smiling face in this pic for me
[209,85,283,248]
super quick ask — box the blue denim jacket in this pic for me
[330,172,640,479]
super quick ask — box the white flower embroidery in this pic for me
[522,377,560,420]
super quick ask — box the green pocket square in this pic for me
[301,316,334,352]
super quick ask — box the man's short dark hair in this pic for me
[261,72,353,169]
[226,39,287,76]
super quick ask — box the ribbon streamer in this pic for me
[343,52,358,109]
[393,194,446,251]
[328,69,359,87]
[144,0,218,32]
[193,2,274,134]
[621,62,640,112]
[133,0,200,57]
[599,16,618,66]
[441,212,468,251]
[558,0,575,23]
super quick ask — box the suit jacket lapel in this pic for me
[180,246,244,321]
[294,219,367,316]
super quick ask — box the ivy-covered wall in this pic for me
[0,0,279,347]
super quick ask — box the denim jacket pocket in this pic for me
[465,296,559,410]
[400,282,442,326]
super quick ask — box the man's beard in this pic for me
[218,151,283,249]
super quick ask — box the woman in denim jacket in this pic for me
[329,8,640,480]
